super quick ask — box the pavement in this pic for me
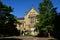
[0,36,57,40]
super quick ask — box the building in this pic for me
[16,6,39,35]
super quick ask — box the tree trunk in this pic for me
[48,32,51,38]
[46,31,51,38]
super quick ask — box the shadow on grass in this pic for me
[0,38,22,40]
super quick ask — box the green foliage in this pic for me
[0,2,20,36]
[24,34,33,36]
[35,0,56,37]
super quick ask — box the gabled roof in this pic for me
[25,6,39,16]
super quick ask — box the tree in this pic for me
[0,2,20,36]
[35,0,56,37]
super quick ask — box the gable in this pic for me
[25,7,39,16]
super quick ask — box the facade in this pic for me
[16,6,39,35]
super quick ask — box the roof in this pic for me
[25,6,39,16]
[17,18,24,20]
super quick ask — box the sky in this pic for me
[0,0,60,18]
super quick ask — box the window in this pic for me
[30,17,34,23]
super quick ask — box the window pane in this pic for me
[30,17,34,23]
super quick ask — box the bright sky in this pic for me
[0,0,60,18]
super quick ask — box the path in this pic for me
[0,36,56,40]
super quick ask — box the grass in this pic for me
[24,34,33,36]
